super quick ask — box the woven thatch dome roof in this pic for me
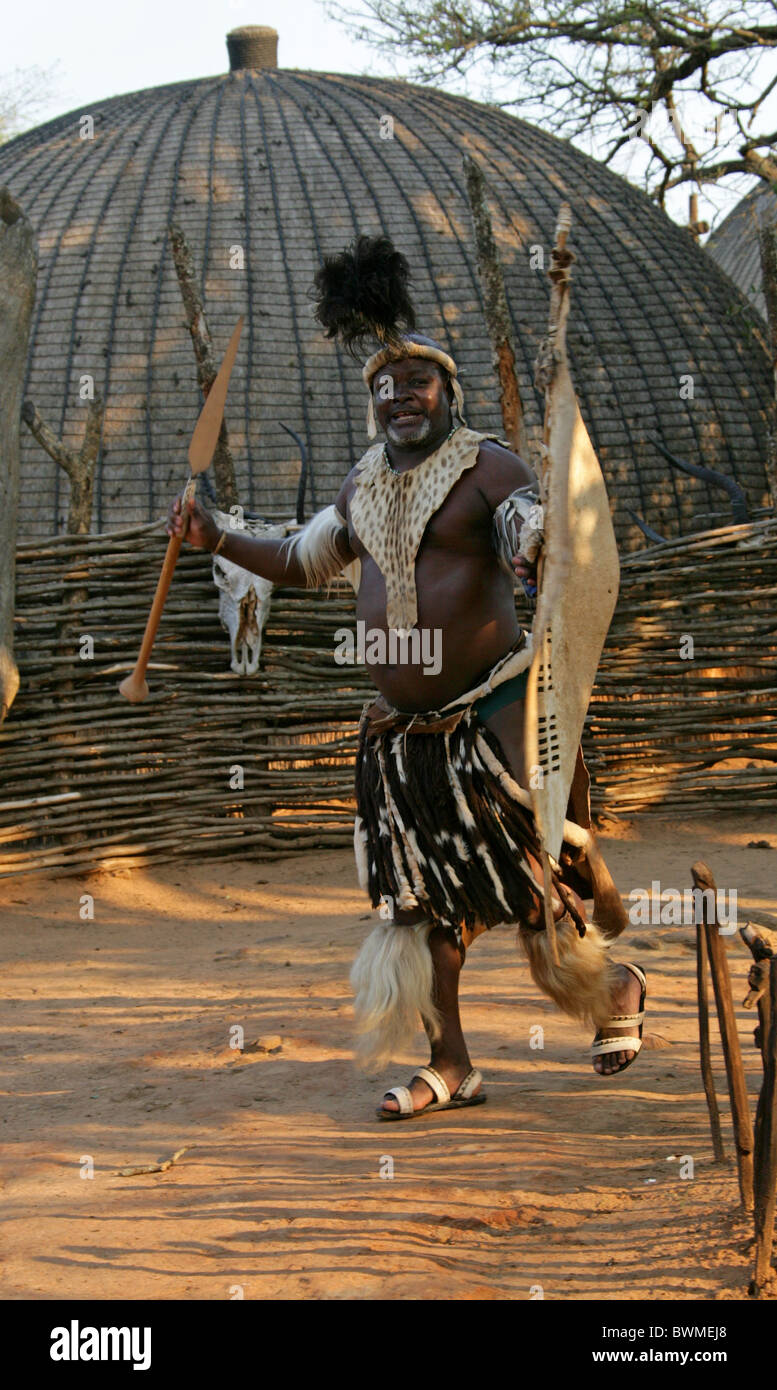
[706,183,777,322]
[0,28,773,547]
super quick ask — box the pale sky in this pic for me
[4,1,379,118]
[4,0,761,232]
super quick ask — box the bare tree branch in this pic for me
[22,395,103,535]
[329,0,777,205]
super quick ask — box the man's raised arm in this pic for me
[166,492,355,588]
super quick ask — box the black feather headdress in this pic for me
[312,235,416,356]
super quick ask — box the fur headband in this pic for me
[312,235,465,438]
[363,341,466,438]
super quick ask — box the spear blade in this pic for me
[118,316,244,703]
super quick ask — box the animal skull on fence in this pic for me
[210,510,297,675]
[210,508,361,674]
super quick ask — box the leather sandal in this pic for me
[377,1065,486,1121]
[591,962,647,1075]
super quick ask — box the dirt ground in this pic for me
[1,811,775,1301]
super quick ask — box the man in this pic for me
[167,237,647,1120]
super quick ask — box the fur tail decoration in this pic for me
[313,234,416,355]
[281,504,348,588]
[518,915,617,1032]
[350,920,441,1070]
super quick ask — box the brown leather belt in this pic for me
[361,635,528,739]
[361,700,468,738]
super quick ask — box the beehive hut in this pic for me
[0,25,773,548]
[1,29,775,877]
[706,183,777,322]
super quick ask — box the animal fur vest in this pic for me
[349,425,496,633]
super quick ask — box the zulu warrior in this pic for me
[167,233,647,1119]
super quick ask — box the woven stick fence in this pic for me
[1,516,775,878]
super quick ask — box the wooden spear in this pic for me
[118,316,243,704]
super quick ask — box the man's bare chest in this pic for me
[345,469,491,563]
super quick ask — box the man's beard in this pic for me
[385,415,433,447]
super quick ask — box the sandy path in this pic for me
[1,812,775,1300]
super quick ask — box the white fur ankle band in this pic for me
[350,919,440,1070]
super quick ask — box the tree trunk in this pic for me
[0,187,37,725]
[758,219,777,510]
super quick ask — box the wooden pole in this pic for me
[739,920,777,1293]
[754,973,772,1199]
[753,958,777,1294]
[757,218,777,510]
[696,920,726,1162]
[0,187,37,725]
[757,984,772,1073]
[692,860,754,1212]
[739,923,777,1086]
[463,154,530,460]
[168,222,239,510]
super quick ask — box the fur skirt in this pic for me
[353,699,584,943]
